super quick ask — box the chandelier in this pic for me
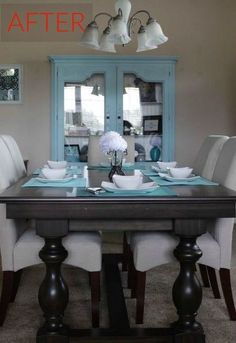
[79,0,168,53]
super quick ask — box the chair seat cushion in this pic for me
[197,232,220,270]
[131,232,177,271]
[130,231,220,272]
[14,229,102,272]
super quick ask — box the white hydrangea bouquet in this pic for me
[99,131,127,180]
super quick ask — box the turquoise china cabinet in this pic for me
[49,56,177,162]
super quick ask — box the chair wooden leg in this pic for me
[207,266,221,299]
[10,270,23,302]
[90,271,100,328]
[122,232,129,272]
[0,271,14,326]
[136,271,146,324]
[128,255,136,297]
[219,268,236,321]
[198,263,210,287]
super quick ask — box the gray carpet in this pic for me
[0,232,236,343]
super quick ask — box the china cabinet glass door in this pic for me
[64,74,105,162]
[116,61,176,161]
[121,74,163,161]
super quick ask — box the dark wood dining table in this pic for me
[1,168,236,343]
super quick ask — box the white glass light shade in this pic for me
[145,19,168,46]
[79,21,100,49]
[110,16,131,45]
[100,29,116,53]
[136,28,158,52]
[115,0,131,23]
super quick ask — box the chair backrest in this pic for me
[87,135,135,166]
[0,135,26,179]
[209,136,236,269]
[213,136,236,190]
[0,137,26,271]
[0,137,19,192]
[193,135,229,180]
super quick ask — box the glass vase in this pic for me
[108,151,125,181]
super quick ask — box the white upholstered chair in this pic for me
[193,134,229,180]
[0,136,102,327]
[130,136,236,324]
[87,135,135,166]
[0,135,27,179]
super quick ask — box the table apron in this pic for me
[6,201,235,220]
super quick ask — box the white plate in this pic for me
[158,173,200,182]
[101,181,158,193]
[35,176,74,183]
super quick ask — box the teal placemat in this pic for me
[150,176,218,186]
[76,186,177,197]
[22,177,86,188]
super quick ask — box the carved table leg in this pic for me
[36,220,69,343]
[172,236,203,333]
[172,220,206,341]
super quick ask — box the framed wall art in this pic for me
[0,64,22,104]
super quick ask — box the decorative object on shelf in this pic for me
[79,0,168,53]
[0,65,22,104]
[149,134,162,162]
[99,131,127,181]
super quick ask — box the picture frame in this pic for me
[0,64,22,104]
[143,115,162,135]
[134,78,156,103]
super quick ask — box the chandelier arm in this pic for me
[127,10,151,37]
[94,12,113,22]
[129,17,142,36]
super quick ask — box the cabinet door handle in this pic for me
[117,116,121,120]
[106,114,110,119]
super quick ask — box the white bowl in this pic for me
[47,160,67,169]
[156,161,177,170]
[112,175,143,189]
[169,167,193,179]
[41,168,66,180]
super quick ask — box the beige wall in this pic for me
[0,0,236,171]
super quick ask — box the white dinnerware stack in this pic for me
[41,168,67,180]
[40,160,68,179]
[156,161,177,170]
[112,175,143,190]
[47,160,67,169]
[168,167,193,179]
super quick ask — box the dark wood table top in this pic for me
[0,170,236,221]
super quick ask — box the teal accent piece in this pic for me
[22,177,86,188]
[150,176,219,186]
[150,146,161,162]
[76,186,176,197]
